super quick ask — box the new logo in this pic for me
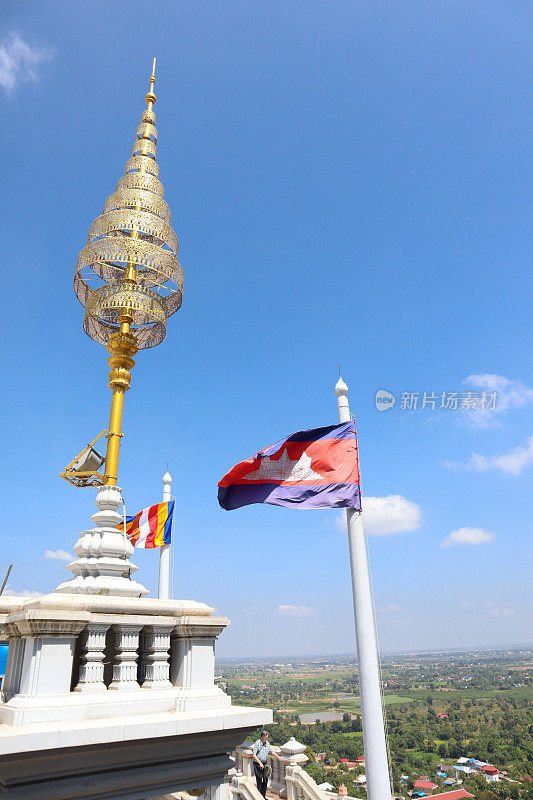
[375,389,396,412]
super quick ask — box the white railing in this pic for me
[268,748,286,795]
[231,773,265,800]
[286,765,328,800]
[233,739,360,800]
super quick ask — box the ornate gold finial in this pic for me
[146,57,156,109]
[69,61,183,486]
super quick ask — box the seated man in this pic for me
[251,730,280,797]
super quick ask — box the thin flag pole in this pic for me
[158,469,172,599]
[122,500,127,538]
[0,565,13,597]
[121,499,132,579]
[335,375,392,800]
[169,488,176,600]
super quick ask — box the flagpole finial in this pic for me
[335,376,349,396]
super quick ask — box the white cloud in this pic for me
[4,588,44,598]
[0,32,53,94]
[490,607,516,618]
[460,600,520,618]
[462,374,533,428]
[440,527,495,548]
[277,604,315,617]
[360,495,422,536]
[445,435,533,477]
[460,600,478,609]
[466,374,533,410]
[44,549,74,563]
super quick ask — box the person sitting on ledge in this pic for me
[252,730,281,797]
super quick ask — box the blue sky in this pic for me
[1,1,531,657]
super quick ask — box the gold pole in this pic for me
[104,315,138,486]
[104,191,139,485]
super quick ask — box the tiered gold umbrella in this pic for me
[63,60,182,487]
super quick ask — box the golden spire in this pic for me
[74,59,183,349]
[146,57,156,110]
[71,61,183,486]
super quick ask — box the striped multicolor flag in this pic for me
[119,501,175,548]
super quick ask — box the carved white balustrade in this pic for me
[231,772,263,800]
[138,627,151,685]
[235,737,311,800]
[0,592,272,799]
[75,622,110,692]
[230,739,362,800]
[280,737,308,766]
[143,624,173,688]
[269,747,286,794]
[109,623,142,690]
[235,742,254,778]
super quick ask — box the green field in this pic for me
[230,672,350,687]
[224,650,533,795]
[406,686,533,702]
[282,693,414,715]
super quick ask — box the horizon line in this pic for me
[216,642,533,662]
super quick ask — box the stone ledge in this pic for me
[14,593,215,617]
[0,685,233,726]
[0,704,272,755]
[0,595,231,639]
[4,609,90,637]
[0,598,27,628]
[174,618,229,638]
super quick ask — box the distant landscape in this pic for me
[217,647,532,800]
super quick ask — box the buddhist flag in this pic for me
[119,501,174,548]
[218,421,361,511]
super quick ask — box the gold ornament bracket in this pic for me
[60,430,107,488]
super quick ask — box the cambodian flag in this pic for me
[218,421,361,511]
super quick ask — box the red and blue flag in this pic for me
[218,421,361,511]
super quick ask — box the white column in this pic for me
[236,743,254,778]
[108,623,142,690]
[137,628,149,685]
[231,772,250,800]
[170,635,216,690]
[75,623,110,692]
[142,625,172,688]
[2,634,24,701]
[335,376,392,800]
[158,470,172,599]
[284,767,298,800]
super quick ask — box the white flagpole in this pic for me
[335,376,392,800]
[122,499,133,580]
[158,469,172,599]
